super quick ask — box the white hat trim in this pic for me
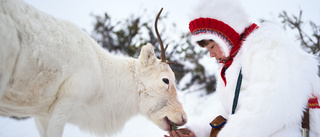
[191,33,231,57]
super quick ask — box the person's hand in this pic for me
[164,128,196,137]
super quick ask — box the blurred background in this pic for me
[0,0,319,136]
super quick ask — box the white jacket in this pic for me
[188,23,320,137]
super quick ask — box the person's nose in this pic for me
[210,51,216,58]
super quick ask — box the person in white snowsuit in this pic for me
[165,0,320,137]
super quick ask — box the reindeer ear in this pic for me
[139,44,157,66]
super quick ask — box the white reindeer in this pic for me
[0,0,187,137]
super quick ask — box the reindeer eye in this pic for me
[162,78,169,84]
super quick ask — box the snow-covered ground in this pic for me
[0,90,220,137]
[0,114,166,137]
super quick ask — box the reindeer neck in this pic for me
[99,53,140,105]
[80,49,141,134]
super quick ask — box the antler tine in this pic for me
[155,8,166,63]
[165,44,169,51]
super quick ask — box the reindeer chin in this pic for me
[161,116,174,131]
[159,115,187,131]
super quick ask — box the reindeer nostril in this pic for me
[162,78,169,84]
[181,114,186,124]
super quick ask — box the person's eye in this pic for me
[210,45,214,49]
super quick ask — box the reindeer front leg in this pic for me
[35,106,70,137]
[34,117,49,137]
[40,73,92,137]
[46,97,74,137]
[36,77,81,137]
[35,96,74,137]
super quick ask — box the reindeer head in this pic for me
[136,8,187,131]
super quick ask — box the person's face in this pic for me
[204,41,229,63]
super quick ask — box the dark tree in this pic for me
[279,10,320,56]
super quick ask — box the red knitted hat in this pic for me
[188,0,252,57]
[189,17,241,56]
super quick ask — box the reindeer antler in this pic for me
[155,8,168,63]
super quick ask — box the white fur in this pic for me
[189,0,251,34]
[310,109,320,137]
[187,23,320,137]
[191,33,229,57]
[0,0,187,137]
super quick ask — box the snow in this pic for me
[0,115,165,137]
[0,112,169,137]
